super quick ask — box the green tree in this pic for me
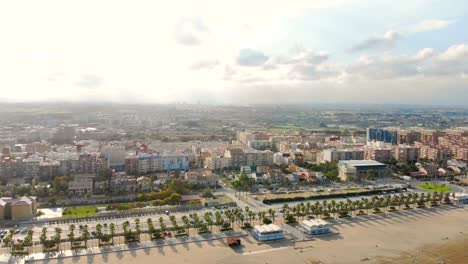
[68,225,75,248]
[168,179,189,194]
[81,225,90,248]
[109,223,116,245]
[201,188,214,198]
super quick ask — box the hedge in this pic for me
[262,188,405,204]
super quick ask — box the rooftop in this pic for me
[254,224,282,233]
[302,219,329,228]
[338,160,386,167]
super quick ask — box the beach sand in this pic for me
[30,206,468,264]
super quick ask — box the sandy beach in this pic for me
[30,206,468,264]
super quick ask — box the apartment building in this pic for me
[393,145,420,162]
[68,174,94,196]
[322,149,365,162]
[125,153,189,175]
[204,156,231,170]
[397,130,421,145]
[364,148,393,163]
[225,148,245,167]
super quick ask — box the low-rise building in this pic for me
[338,160,389,181]
[252,224,284,241]
[68,174,94,196]
[301,219,330,235]
[0,196,37,221]
[137,176,152,192]
[184,170,219,187]
[110,175,137,193]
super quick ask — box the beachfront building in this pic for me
[301,219,330,235]
[252,224,284,241]
[338,160,389,181]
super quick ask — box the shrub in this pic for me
[262,217,272,225]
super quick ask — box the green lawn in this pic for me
[419,183,452,192]
[62,206,98,218]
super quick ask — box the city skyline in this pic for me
[1,0,467,105]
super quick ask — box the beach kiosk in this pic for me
[301,219,330,235]
[252,224,284,241]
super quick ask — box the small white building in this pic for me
[301,219,330,235]
[252,224,284,241]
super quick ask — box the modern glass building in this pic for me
[367,128,398,145]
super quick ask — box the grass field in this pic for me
[62,206,98,218]
[419,183,452,192]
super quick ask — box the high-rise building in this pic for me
[367,128,398,145]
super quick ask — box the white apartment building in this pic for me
[205,156,232,170]
[322,149,365,162]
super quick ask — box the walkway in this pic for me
[6,231,248,264]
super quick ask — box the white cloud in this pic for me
[350,30,400,52]
[412,19,454,32]
[174,17,209,46]
[236,49,269,66]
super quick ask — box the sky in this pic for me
[0,0,467,105]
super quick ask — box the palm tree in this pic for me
[135,219,141,241]
[229,214,236,230]
[68,225,75,248]
[215,211,223,232]
[40,227,47,251]
[24,230,34,253]
[268,208,276,221]
[54,227,62,250]
[147,218,155,234]
[249,211,256,224]
[182,215,190,233]
[109,223,116,245]
[82,225,90,248]
[3,230,13,252]
[204,212,214,231]
[96,224,103,244]
[159,217,166,232]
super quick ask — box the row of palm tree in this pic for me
[12,191,453,254]
[280,191,452,222]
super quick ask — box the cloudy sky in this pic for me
[1,0,467,105]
